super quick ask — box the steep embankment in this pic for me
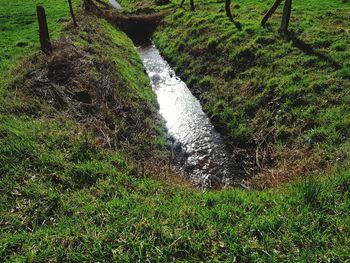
[121,0,350,186]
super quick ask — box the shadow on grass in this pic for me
[226,13,242,31]
[286,32,341,70]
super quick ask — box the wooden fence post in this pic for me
[280,0,292,33]
[190,0,195,11]
[68,0,78,27]
[261,0,283,26]
[36,6,52,54]
[225,0,233,21]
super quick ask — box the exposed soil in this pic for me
[85,0,167,42]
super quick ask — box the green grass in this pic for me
[1,0,350,261]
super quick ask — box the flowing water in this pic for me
[137,44,241,188]
[109,0,122,9]
[110,0,241,188]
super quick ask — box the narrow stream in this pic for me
[110,0,241,188]
[138,44,240,188]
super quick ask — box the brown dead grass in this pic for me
[251,147,327,189]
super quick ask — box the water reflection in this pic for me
[109,0,122,9]
[138,44,238,188]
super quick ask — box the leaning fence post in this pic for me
[280,0,292,33]
[68,0,78,27]
[36,6,52,54]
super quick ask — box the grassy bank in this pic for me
[121,0,350,185]
[1,0,350,261]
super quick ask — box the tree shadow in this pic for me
[286,32,341,70]
[233,21,242,31]
[227,15,242,31]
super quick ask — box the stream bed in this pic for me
[137,44,241,188]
